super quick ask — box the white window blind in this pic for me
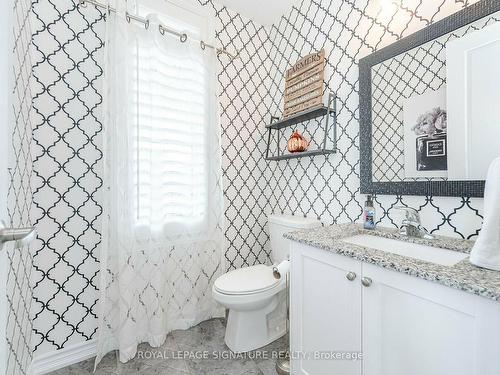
[132,21,208,229]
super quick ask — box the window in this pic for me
[132,4,211,230]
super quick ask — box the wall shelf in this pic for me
[265,92,337,161]
[266,149,336,161]
[266,105,332,130]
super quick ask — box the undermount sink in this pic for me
[342,234,469,266]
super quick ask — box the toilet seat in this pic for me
[214,264,279,295]
[212,214,321,353]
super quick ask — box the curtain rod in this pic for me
[77,0,238,60]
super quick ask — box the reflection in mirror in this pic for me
[370,10,500,184]
[447,21,500,181]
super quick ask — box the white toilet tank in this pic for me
[268,214,322,263]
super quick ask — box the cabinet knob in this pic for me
[346,271,357,281]
[361,277,373,287]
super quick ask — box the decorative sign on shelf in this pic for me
[283,49,325,118]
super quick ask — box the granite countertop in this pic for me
[285,223,500,302]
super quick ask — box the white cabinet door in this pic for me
[362,263,500,375]
[447,21,500,180]
[290,243,362,375]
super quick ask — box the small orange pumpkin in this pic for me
[287,130,309,153]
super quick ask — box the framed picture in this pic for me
[403,87,448,178]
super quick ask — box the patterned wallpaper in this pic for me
[213,2,275,270]
[30,0,104,354]
[26,0,487,359]
[27,0,273,356]
[265,0,484,240]
[6,0,35,373]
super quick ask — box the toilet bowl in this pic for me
[213,214,322,353]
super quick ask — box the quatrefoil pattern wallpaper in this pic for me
[20,0,486,359]
[264,0,484,240]
[6,0,35,373]
[30,0,104,354]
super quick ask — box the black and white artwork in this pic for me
[404,88,448,178]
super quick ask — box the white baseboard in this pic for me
[30,340,97,375]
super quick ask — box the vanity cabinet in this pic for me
[290,243,500,375]
[289,243,362,375]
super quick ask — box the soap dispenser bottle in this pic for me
[364,195,376,230]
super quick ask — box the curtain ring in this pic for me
[159,25,165,35]
[180,33,188,43]
[144,19,150,29]
[200,41,206,50]
[125,11,131,23]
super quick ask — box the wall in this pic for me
[0,0,10,371]
[0,0,10,219]
[6,0,35,373]
[28,0,273,356]
[265,0,484,240]
[27,0,487,360]
[213,2,275,270]
[30,0,104,355]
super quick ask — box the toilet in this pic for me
[213,214,322,353]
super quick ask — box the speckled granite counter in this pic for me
[285,223,500,302]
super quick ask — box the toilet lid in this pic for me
[214,265,279,295]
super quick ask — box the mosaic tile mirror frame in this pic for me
[359,0,500,198]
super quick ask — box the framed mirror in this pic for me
[359,0,500,198]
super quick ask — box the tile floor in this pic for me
[49,318,288,374]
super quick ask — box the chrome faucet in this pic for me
[394,206,434,240]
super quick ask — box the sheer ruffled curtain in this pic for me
[96,0,224,365]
